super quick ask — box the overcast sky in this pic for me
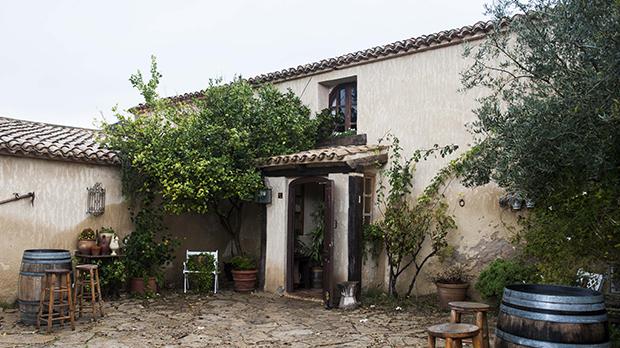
[0,1,490,128]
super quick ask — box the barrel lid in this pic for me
[22,249,71,260]
[504,284,604,304]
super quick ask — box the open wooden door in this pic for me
[322,179,336,308]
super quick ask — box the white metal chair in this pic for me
[183,250,219,294]
[576,268,605,292]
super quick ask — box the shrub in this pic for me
[187,253,216,293]
[430,264,470,284]
[78,228,96,240]
[475,259,538,300]
[230,255,256,271]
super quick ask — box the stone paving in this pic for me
[0,291,484,347]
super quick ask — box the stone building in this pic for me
[0,18,518,305]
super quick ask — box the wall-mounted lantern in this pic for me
[87,183,105,216]
[255,188,272,204]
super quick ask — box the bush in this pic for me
[78,228,96,240]
[430,264,470,284]
[187,253,216,293]
[475,259,538,300]
[230,255,256,271]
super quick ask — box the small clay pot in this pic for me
[77,240,96,255]
[91,245,102,256]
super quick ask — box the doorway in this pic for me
[286,177,335,307]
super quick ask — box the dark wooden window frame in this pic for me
[329,82,357,131]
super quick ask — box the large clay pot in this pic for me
[77,240,96,255]
[436,282,468,310]
[130,277,157,295]
[232,269,258,292]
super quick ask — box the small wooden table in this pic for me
[427,323,482,348]
[449,301,490,348]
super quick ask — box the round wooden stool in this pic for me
[37,269,75,333]
[427,323,482,348]
[449,301,490,348]
[74,264,105,320]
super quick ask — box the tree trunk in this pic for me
[214,200,245,256]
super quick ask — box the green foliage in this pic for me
[99,226,115,235]
[230,255,256,271]
[78,228,96,241]
[362,223,384,260]
[102,57,327,255]
[302,203,325,265]
[430,264,470,284]
[122,206,178,279]
[475,258,538,300]
[460,0,620,278]
[187,253,216,293]
[369,135,458,297]
[96,259,127,294]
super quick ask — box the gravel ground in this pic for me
[0,291,491,347]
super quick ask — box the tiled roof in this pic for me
[133,17,511,112]
[259,144,388,170]
[0,116,119,165]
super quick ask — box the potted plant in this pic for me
[77,228,97,255]
[123,207,177,295]
[430,263,471,310]
[98,226,115,255]
[230,255,257,292]
[304,204,325,289]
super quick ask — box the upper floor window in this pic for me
[329,82,357,132]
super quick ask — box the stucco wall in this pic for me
[0,155,133,303]
[271,39,517,296]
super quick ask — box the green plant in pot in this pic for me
[303,203,325,289]
[123,207,177,296]
[430,263,471,310]
[230,255,257,292]
[77,228,97,255]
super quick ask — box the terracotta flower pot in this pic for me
[91,245,102,256]
[77,240,96,255]
[232,269,257,292]
[436,282,468,310]
[130,277,157,295]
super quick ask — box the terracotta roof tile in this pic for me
[259,144,388,170]
[133,17,513,112]
[0,117,119,165]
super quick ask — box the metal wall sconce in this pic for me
[255,188,272,204]
[86,183,105,216]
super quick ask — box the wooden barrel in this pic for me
[17,249,72,325]
[495,284,610,347]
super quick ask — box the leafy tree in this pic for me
[366,136,458,297]
[460,0,620,280]
[102,57,328,255]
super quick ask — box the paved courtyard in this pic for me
[0,291,488,347]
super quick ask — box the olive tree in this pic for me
[460,0,620,281]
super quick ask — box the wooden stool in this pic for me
[37,269,75,333]
[449,301,490,348]
[427,323,482,348]
[74,264,104,320]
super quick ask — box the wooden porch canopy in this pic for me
[259,144,388,176]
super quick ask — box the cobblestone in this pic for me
[0,291,465,347]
